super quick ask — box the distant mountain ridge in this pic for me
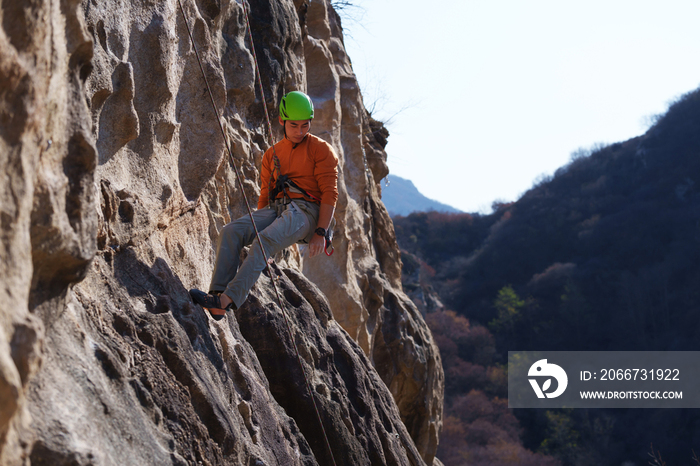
[381,174,462,216]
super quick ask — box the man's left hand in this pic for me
[309,233,326,257]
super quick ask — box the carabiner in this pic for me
[324,237,334,256]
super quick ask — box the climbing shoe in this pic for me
[189,289,235,321]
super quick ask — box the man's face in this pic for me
[281,118,311,144]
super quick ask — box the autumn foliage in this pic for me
[426,310,558,465]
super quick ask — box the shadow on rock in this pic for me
[112,247,226,367]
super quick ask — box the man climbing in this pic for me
[189,91,339,320]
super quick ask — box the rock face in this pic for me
[0,0,443,464]
[1,0,96,460]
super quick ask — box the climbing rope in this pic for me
[175,1,337,464]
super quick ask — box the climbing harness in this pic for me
[270,174,320,204]
[268,175,334,256]
[269,174,334,255]
[176,1,337,464]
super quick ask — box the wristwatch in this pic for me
[315,227,326,237]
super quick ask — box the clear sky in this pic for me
[340,0,700,213]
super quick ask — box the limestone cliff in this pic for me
[0,0,444,464]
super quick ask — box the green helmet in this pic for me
[279,91,314,121]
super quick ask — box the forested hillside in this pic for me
[394,87,700,465]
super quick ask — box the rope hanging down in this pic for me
[175,1,337,464]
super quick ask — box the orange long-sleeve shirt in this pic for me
[257,134,339,209]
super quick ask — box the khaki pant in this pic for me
[209,200,319,308]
